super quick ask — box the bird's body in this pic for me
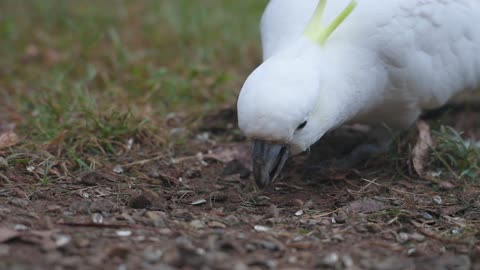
[237,0,480,187]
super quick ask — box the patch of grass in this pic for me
[431,126,480,179]
[0,1,267,175]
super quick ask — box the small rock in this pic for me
[255,240,279,251]
[26,165,35,172]
[254,225,270,232]
[432,195,442,205]
[333,211,347,224]
[191,199,207,206]
[322,253,339,266]
[113,165,124,174]
[116,230,132,237]
[145,211,167,227]
[14,224,28,231]
[409,232,426,242]
[54,234,71,248]
[397,232,409,243]
[92,213,104,224]
[295,210,304,216]
[342,255,354,268]
[208,221,226,229]
[190,220,206,230]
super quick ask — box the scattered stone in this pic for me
[432,195,442,205]
[254,225,270,232]
[145,211,167,227]
[190,220,206,230]
[54,234,71,248]
[113,165,124,174]
[191,199,207,206]
[14,224,28,231]
[333,210,347,223]
[397,232,409,243]
[295,210,304,216]
[92,213,104,224]
[321,253,339,267]
[208,221,226,229]
[116,230,132,237]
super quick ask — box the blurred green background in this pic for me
[0,0,267,151]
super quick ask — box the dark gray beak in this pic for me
[252,140,290,188]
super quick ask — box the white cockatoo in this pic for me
[237,0,480,187]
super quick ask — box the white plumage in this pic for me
[237,0,480,187]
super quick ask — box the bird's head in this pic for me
[237,39,336,188]
[237,0,357,188]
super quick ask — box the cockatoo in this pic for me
[237,0,480,187]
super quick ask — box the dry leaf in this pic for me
[412,120,432,177]
[0,131,19,149]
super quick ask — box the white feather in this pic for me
[237,0,480,153]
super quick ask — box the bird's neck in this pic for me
[315,44,386,131]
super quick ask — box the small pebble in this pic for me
[116,230,132,237]
[295,210,304,216]
[113,165,124,174]
[323,253,339,266]
[55,235,72,248]
[397,232,409,243]
[432,195,442,205]
[14,224,28,231]
[92,213,104,224]
[254,225,270,232]
[208,221,226,229]
[191,199,207,206]
[189,220,206,230]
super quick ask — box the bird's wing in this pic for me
[372,0,480,110]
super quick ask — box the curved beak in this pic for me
[252,140,290,188]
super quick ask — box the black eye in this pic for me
[296,121,307,130]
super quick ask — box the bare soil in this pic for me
[0,109,479,270]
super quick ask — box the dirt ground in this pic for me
[0,108,478,270]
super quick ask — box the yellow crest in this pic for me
[303,0,357,46]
